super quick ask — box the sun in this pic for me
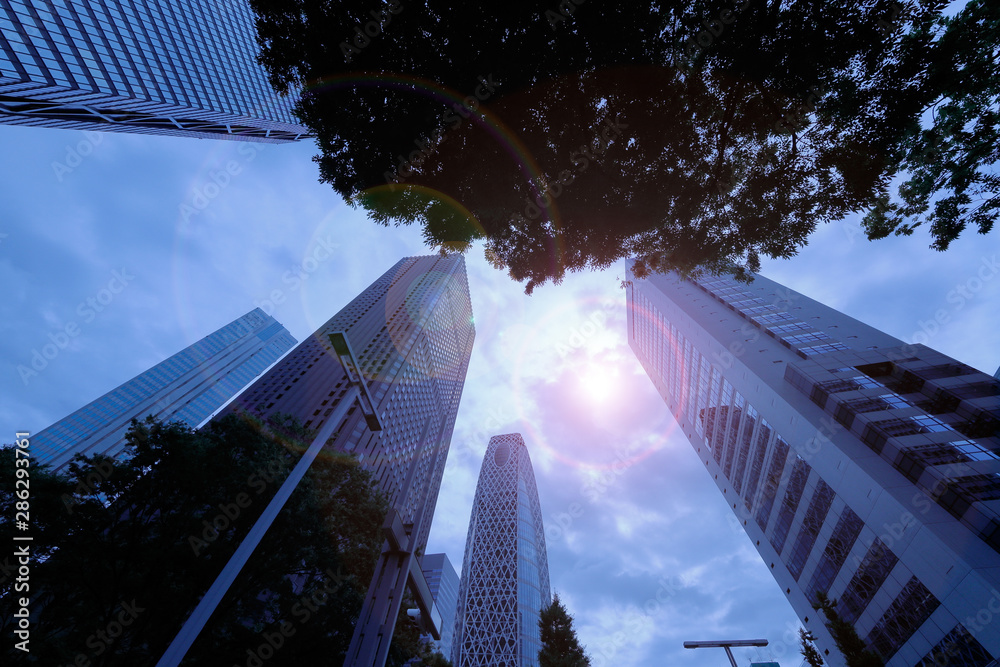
[577,364,619,403]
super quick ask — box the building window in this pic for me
[865,576,940,661]
[838,539,898,625]
[915,624,995,667]
[769,458,811,555]
[798,343,850,357]
[787,480,835,581]
[755,438,790,530]
[783,332,832,346]
[804,507,863,604]
[843,396,893,414]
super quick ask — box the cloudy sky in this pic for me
[2,124,998,666]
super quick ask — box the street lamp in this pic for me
[157,332,382,667]
[684,639,769,667]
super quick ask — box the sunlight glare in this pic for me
[578,363,618,403]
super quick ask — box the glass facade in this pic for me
[219,255,476,556]
[33,307,296,469]
[0,0,308,141]
[421,552,461,658]
[453,433,551,667]
[627,270,1000,666]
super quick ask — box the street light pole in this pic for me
[684,639,769,667]
[157,332,381,667]
[342,414,444,667]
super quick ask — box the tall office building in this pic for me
[220,254,475,555]
[453,433,551,667]
[627,271,1000,667]
[33,307,296,470]
[421,552,461,658]
[0,0,309,141]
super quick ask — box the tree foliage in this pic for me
[0,415,420,665]
[538,593,590,667]
[813,592,883,667]
[250,0,998,292]
[799,627,825,667]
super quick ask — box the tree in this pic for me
[0,414,421,665]
[538,593,590,667]
[813,592,883,667]
[799,627,824,667]
[250,0,998,292]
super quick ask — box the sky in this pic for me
[2,124,998,667]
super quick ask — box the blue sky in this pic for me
[2,124,998,666]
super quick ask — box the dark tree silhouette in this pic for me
[0,415,421,666]
[799,627,825,667]
[538,593,590,667]
[250,0,998,291]
[813,592,883,667]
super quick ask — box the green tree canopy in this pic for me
[0,415,421,665]
[538,593,590,667]
[251,0,998,292]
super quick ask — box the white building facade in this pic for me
[627,270,1000,667]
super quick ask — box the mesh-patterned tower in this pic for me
[627,270,1000,667]
[220,254,475,555]
[453,433,551,667]
[0,0,308,141]
[32,307,295,470]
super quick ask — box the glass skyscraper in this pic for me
[34,307,296,470]
[453,433,551,667]
[627,270,1000,667]
[421,552,461,659]
[220,254,476,556]
[0,0,309,141]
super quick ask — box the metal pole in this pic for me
[343,416,445,667]
[157,386,360,667]
[724,646,739,667]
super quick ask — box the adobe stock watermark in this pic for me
[712,286,799,370]
[188,459,286,556]
[555,298,617,358]
[235,566,348,667]
[886,254,999,362]
[677,0,753,71]
[509,114,628,226]
[724,415,842,536]
[252,235,340,317]
[339,0,403,63]
[179,143,267,228]
[384,75,500,188]
[546,439,642,545]
[52,131,104,182]
[17,268,135,386]
[590,575,685,667]
[61,457,116,514]
[55,599,145,667]
[450,407,511,466]
[545,0,588,31]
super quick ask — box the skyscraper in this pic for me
[33,307,296,470]
[220,254,475,556]
[0,0,309,141]
[627,270,1000,666]
[421,552,461,659]
[453,433,551,667]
